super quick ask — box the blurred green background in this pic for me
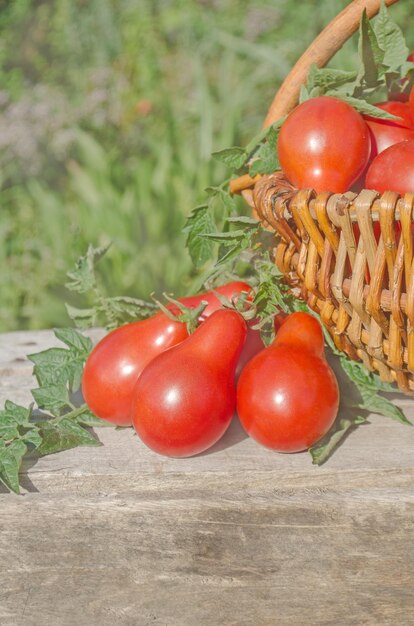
[1,0,414,331]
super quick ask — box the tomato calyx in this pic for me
[152,292,209,334]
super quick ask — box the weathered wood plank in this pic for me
[1,329,414,625]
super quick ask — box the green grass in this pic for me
[1,0,414,330]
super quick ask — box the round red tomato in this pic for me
[364,101,414,157]
[366,140,414,195]
[278,96,371,193]
[132,309,246,457]
[237,345,339,453]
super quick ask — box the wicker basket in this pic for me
[230,0,414,393]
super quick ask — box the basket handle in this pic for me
[264,0,399,127]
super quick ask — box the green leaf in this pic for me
[0,439,27,494]
[200,229,246,243]
[36,419,101,456]
[336,95,400,119]
[310,417,366,466]
[1,401,32,426]
[226,216,260,226]
[74,409,108,428]
[28,333,89,393]
[183,205,216,268]
[53,328,92,354]
[356,10,385,89]
[212,147,247,170]
[205,187,237,218]
[299,84,311,102]
[65,243,111,294]
[65,304,97,330]
[31,385,70,418]
[358,391,412,425]
[374,1,408,72]
[30,347,75,387]
[22,428,43,449]
[307,64,357,94]
[249,125,281,177]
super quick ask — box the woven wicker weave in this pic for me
[231,0,414,393]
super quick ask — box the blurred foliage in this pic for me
[1,0,414,330]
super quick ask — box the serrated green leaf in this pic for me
[307,64,357,94]
[65,243,111,294]
[74,408,109,428]
[0,439,27,494]
[336,95,400,120]
[212,147,247,169]
[1,401,32,426]
[356,10,385,89]
[29,346,86,393]
[205,187,237,218]
[53,328,92,354]
[36,419,101,456]
[183,205,216,268]
[374,1,408,72]
[65,304,97,330]
[0,423,19,441]
[31,385,70,418]
[22,428,43,449]
[249,126,281,177]
[358,392,411,425]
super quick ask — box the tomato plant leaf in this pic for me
[310,416,367,466]
[1,401,32,426]
[248,125,281,176]
[53,328,93,354]
[374,1,408,72]
[65,243,110,294]
[357,391,411,425]
[307,65,357,94]
[0,439,28,494]
[205,187,237,219]
[212,147,248,170]
[336,95,400,120]
[65,304,97,330]
[183,204,216,268]
[74,408,108,428]
[355,9,386,91]
[36,419,101,456]
[31,385,71,418]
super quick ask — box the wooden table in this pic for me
[1,330,414,626]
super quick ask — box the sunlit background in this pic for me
[1,0,413,331]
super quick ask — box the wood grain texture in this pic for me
[1,329,414,626]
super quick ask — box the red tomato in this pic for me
[365,122,414,158]
[274,311,325,358]
[236,320,265,378]
[237,313,339,453]
[82,313,189,426]
[132,309,246,457]
[364,101,414,158]
[367,101,413,129]
[409,86,414,124]
[366,140,414,194]
[83,281,252,426]
[172,281,252,319]
[278,96,371,193]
